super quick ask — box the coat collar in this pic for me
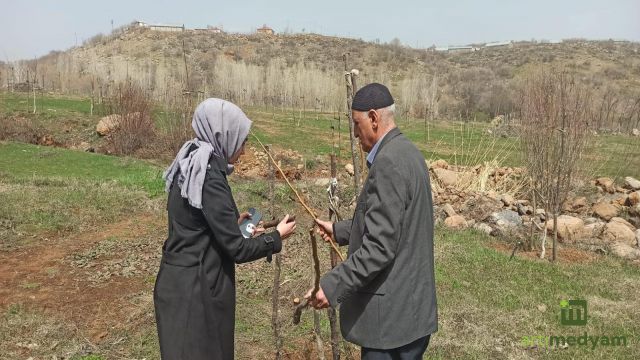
[372,127,401,158]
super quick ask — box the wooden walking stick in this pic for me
[293,227,322,325]
[251,130,345,261]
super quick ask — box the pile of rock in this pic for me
[429,159,525,195]
[436,171,640,261]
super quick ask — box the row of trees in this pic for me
[2,40,639,132]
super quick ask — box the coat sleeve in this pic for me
[201,171,282,264]
[320,156,406,306]
[333,220,352,246]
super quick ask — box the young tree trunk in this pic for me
[314,310,326,360]
[268,144,283,359]
[327,154,341,360]
[540,215,548,260]
[343,54,362,193]
[552,212,558,262]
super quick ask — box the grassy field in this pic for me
[2,91,639,179]
[1,92,639,358]
[0,142,639,359]
[0,142,163,250]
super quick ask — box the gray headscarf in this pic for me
[163,98,252,209]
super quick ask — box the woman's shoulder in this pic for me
[205,156,228,178]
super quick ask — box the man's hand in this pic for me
[315,218,334,243]
[304,286,330,309]
[238,211,252,225]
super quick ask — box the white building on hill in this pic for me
[133,21,184,32]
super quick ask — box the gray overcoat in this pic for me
[320,128,438,349]
[154,153,282,360]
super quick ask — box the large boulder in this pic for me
[571,197,588,210]
[581,221,606,239]
[433,168,458,187]
[592,202,619,221]
[610,242,640,260]
[473,222,493,235]
[442,203,457,217]
[595,177,615,193]
[517,203,533,215]
[444,215,468,229]
[96,114,121,136]
[624,177,640,190]
[636,229,640,247]
[545,215,584,243]
[490,209,523,230]
[629,191,640,207]
[602,218,636,245]
[431,159,449,170]
[466,196,503,222]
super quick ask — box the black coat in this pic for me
[154,155,282,360]
[320,128,438,349]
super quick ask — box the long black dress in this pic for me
[154,154,281,360]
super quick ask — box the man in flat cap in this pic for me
[307,83,438,359]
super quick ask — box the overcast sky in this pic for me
[1,0,639,61]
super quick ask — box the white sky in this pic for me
[1,0,639,61]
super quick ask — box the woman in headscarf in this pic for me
[154,98,296,360]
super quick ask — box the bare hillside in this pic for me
[2,26,640,128]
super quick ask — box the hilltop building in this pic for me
[257,24,275,35]
[133,21,184,32]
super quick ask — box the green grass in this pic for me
[0,92,102,146]
[0,142,164,196]
[244,106,639,179]
[0,93,638,358]
[2,92,637,179]
[0,142,164,249]
[428,228,640,359]
[227,171,640,359]
[228,221,640,359]
[0,92,94,116]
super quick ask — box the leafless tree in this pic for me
[520,68,592,261]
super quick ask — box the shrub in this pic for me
[105,82,154,155]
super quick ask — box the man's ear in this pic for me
[369,109,379,130]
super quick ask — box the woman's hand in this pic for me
[276,214,296,239]
[253,221,266,237]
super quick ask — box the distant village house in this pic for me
[484,41,512,48]
[194,26,224,34]
[133,21,184,32]
[257,24,275,35]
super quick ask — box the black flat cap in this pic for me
[352,83,394,111]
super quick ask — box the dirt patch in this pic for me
[0,213,163,341]
[235,146,330,180]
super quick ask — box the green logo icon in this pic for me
[560,300,587,326]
